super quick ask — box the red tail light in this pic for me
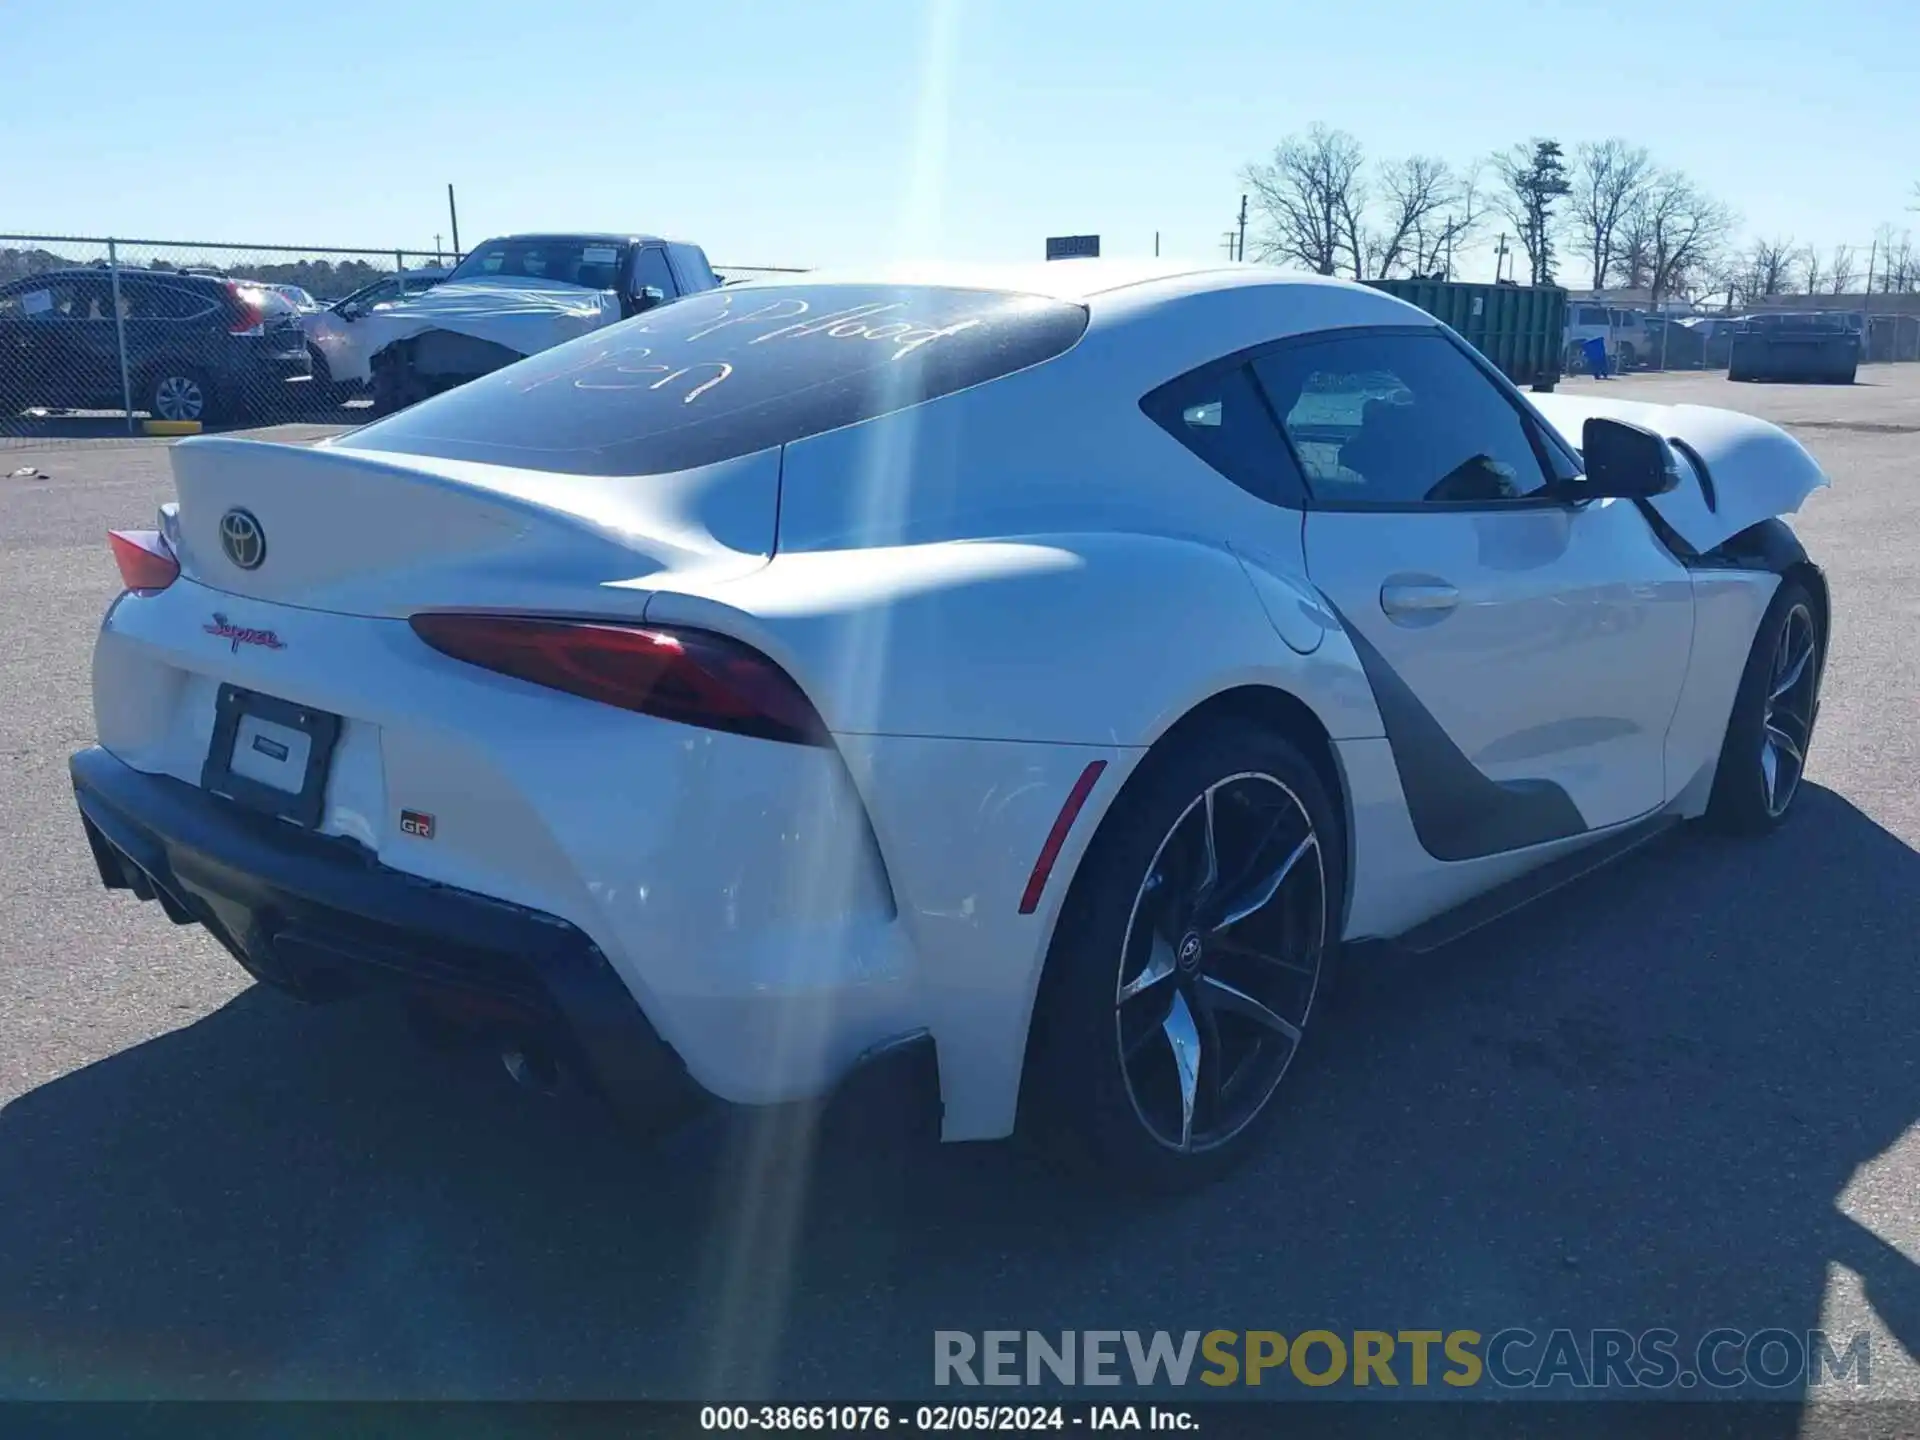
[226,281,268,335]
[108,529,180,593]
[409,614,828,746]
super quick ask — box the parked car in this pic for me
[76,261,1832,1188]
[260,283,324,314]
[0,268,311,423]
[299,267,450,397]
[361,233,722,414]
[1729,312,1861,384]
[1563,303,1652,372]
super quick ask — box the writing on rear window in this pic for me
[338,285,1088,477]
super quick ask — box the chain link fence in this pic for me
[2,234,808,449]
[1,235,459,446]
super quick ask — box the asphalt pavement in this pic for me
[1,372,1916,1413]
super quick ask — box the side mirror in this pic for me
[1576,416,1681,499]
[626,285,666,318]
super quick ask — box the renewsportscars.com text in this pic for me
[934,1329,1872,1390]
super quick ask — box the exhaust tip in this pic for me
[501,1046,561,1097]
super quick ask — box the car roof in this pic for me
[3,266,226,289]
[467,233,666,247]
[722,257,1409,304]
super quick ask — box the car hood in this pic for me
[357,280,623,364]
[1528,393,1829,554]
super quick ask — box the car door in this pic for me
[6,276,105,407]
[124,278,221,391]
[1257,327,1693,856]
[0,280,43,412]
[61,274,125,405]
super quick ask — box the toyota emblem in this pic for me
[1177,932,1204,973]
[219,508,266,570]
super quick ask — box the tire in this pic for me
[304,345,346,408]
[1617,344,1636,373]
[145,366,217,424]
[1705,577,1823,835]
[370,359,407,417]
[1564,342,1588,375]
[1024,718,1344,1192]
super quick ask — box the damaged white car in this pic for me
[77,263,1833,1187]
[359,233,721,414]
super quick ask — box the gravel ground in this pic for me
[0,372,1916,1416]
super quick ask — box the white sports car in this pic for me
[74,261,1829,1187]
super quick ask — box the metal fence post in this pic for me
[106,239,137,434]
[395,250,405,283]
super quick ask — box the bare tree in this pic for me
[1570,140,1654,291]
[1625,171,1736,308]
[1492,139,1573,284]
[1409,163,1484,279]
[1243,125,1366,277]
[1368,156,1476,279]
[1887,231,1920,293]
[1743,236,1798,301]
[1799,245,1825,295]
[1865,223,1917,292]
[1612,206,1655,289]
[1829,244,1858,294]
[1338,183,1372,282]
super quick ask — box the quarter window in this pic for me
[1138,362,1305,506]
[123,283,215,320]
[668,243,718,292]
[1251,332,1552,506]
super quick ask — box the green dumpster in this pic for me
[1363,279,1567,392]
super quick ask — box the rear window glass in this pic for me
[338,285,1090,476]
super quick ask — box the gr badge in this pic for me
[399,809,436,839]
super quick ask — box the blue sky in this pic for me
[5,0,1915,283]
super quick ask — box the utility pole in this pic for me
[1864,235,1877,298]
[447,183,462,259]
[1222,231,1239,260]
[1154,231,1160,257]
[1236,193,1248,263]
[434,233,443,263]
[1494,232,1511,284]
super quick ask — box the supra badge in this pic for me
[204,613,286,653]
[399,809,436,839]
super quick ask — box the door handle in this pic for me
[1380,580,1460,621]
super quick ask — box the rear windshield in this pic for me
[338,285,1090,476]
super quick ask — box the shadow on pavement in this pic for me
[0,786,1915,1412]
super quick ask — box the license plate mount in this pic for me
[201,684,341,829]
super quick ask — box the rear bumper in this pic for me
[71,743,706,1117]
[70,744,942,1136]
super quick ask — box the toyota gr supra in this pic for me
[72,260,1830,1187]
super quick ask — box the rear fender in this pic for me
[639,531,1385,749]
